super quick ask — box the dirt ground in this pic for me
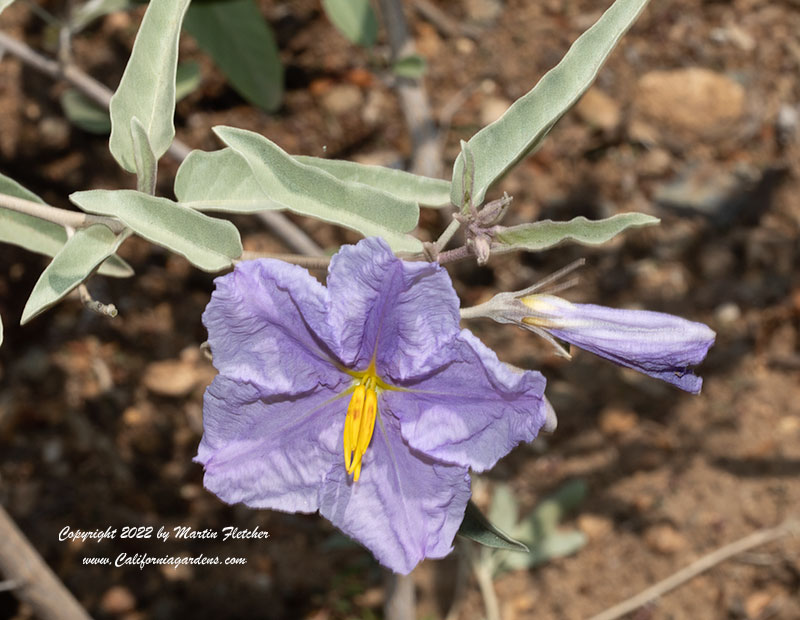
[1,0,799,619]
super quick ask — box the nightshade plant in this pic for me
[0,0,714,580]
[198,238,549,573]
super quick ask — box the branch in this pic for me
[376,0,442,179]
[238,251,329,269]
[384,571,416,620]
[436,244,471,264]
[0,504,91,620]
[255,212,326,258]
[0,192,125,233]
[434,217,461,252]
[0,30,323,256]
[411,0,481,39]
[589,519,800,620]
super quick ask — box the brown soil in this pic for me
[1,1,799,619]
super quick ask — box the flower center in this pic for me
[343,362,381,482]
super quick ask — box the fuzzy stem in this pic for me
[0,192,125,233]
[435,217,462,252]
[384,571,416,620]
[436,244,472,264]
[237,251,330,269]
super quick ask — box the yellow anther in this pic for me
[344,385,366,470]
[343,377,379,481]
[357,389,377,458]
[349,385,365,446]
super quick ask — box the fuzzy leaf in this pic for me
[0,174,132,277]
[458,140,476,211]
[493,213,659,253]
[130,117,156,193]
[450,0,651,206]
[174,148,273,211]
[295,155,451,207]
[322,0,377,47]
[213,127,423,252]
[183,0,282,112]
[21,225,126,324]
[109,0,191,172]
[70,189,242,272]
[458,500,529,553]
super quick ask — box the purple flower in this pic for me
[196,238,548,574]
[519,294,715,393]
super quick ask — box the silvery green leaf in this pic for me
[457,500,529,553]
[450,0,651,206]
[21,225,127,324]
[459,140,476,211]
[183,0,282,112]
[322,0,377,47]
[174,148,275,212]
[175,61,202,102]
[392,54,427,79]
[130,117,156,194]
[60,89,111,134]
[0,0,15,14]
[488,484,520,534]
[213,127,423,252]
[179,148,449,213]
[0,173,132,277]
[109,0,191,172]
[295,155,451,208]
[70,0,130,33]
[70,189,242,272]
[493,213,659,253]
[0,176,66,257]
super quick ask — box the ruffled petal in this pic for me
[326,237,461,380]
[386,330,547,472]
[203,259,341,395]
[319,413,471,574]
[197,375,348,513]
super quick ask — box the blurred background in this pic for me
[0,0,798,618]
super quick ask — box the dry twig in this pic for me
[377,0,442,179]
[589,519,800,620]
[0,505,91,620]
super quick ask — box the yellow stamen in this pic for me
[343,368,380,482]
[344,385,366,470]
[358,389,378,458]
